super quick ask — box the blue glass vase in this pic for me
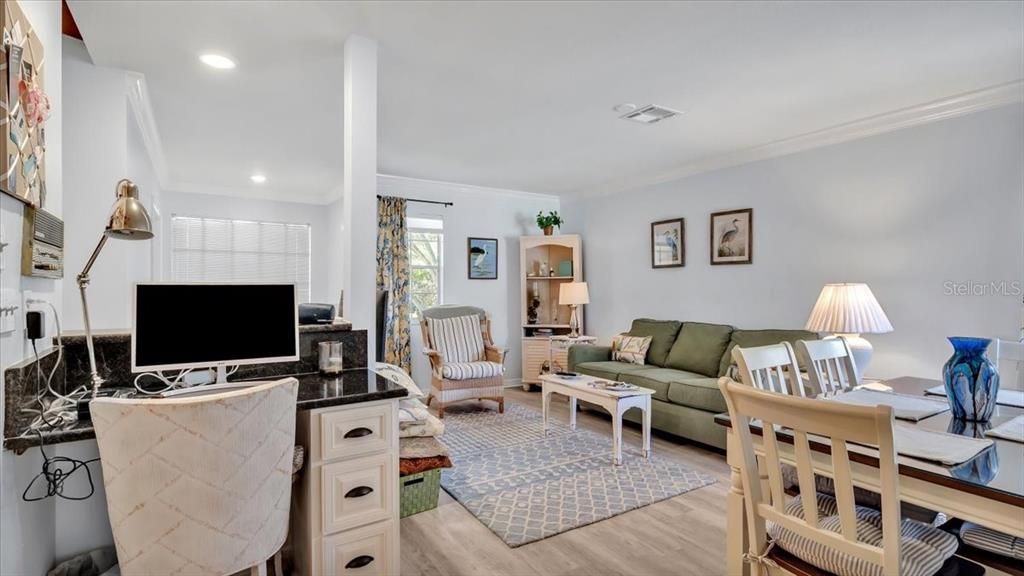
[942,337,1000,422]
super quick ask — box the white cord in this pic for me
[134,369,194,395]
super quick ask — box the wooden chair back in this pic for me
[718,378,901,576]
[91,378,299,576]
[796,337,859,397]
[732,342,807,397]
[995,338,1024,391]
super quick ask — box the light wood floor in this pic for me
[400,388,732,576]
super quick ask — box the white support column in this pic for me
[342,35,378,366]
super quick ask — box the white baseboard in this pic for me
[503,378,524,389]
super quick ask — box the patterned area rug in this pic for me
[439,402,717,547]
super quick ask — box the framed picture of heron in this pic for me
[710,208,753,265]
[651,218,685,268]
[467,237,498,279]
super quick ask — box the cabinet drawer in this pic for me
[322,520,395,576]
[320,403,393,461]
[322,453,394,534]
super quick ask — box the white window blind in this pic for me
[171,216,312,302]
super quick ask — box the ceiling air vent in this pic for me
[620,104,682,124]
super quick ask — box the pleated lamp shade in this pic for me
[805,283,893,334]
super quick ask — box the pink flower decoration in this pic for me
[21,83,50,128]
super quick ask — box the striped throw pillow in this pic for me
[613,335,652,365]
[427,315,486,363]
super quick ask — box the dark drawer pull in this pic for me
[345,485,374,498]
[344,427,373,439]
[403,477,425,487]
[345,555,375,569]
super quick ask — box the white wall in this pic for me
[563,104,1024,382]
[1,3,63,574]
[377,175,560,387]
[62,38,158,333]
[159,190,331,303]
[325,194,345,308]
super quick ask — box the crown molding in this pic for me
[573,80,1024,198]
[125,72,170,188]
[376,173,559,203]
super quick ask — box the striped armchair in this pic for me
[420,305,507,418]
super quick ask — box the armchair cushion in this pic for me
[441,361,504,380]
[426,315,486,363]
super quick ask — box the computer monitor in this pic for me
[132,283,299,381]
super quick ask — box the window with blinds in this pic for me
[171,216,312,302]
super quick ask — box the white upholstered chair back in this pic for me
[91,378,299,576]
[995,338,1024,391]
[796,337,859,397]
[718,378,902,575]
[732,342,808,397]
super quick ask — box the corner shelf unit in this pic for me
[520,234,583,385]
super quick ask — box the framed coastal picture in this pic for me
[651,218,684,268]
[467,237,498,279]
[710,208,753,265]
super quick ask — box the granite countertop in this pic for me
[3,368,406,453]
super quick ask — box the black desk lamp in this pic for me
[77,179,154,393]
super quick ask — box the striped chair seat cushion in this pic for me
[441,361,504,380]
[768,492,957,576]
[428,315,486,363]
[960,522,1024,560]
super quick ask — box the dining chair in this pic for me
[718,378,958,576]
[732,342,808,397]
[91,378,299,576]
[796,337,859,397]
[995,337,1024,391]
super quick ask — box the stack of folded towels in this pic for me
[375,364,452,475]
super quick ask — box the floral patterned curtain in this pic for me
[376,196,412,373]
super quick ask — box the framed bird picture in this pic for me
[467,237,498,279]
[651,218,685,268]
[710,208,753,265]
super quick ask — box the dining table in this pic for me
[714,376,1024,576]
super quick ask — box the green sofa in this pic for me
[568,318,817,450]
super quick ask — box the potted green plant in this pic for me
[536,211,563,236]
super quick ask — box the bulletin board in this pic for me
[1,0,47,208]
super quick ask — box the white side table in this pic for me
[523,335,598,391]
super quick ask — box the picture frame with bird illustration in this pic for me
[651,218,685,268]
[710,208,753,265]
[467,237,498,279]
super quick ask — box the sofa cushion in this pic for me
[619,368,704,402]
[628,319,682,367]
[717,329,819,377]
[666,377,729,413]
[574,361,654,382]
[665,322,734,377]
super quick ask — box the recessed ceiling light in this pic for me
[613,103,638,114]
[200,53,236,69]
[250,174,267,184]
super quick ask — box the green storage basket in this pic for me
[399,469,442,518]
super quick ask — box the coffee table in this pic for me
[540,372,653,465]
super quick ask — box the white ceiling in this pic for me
[70,1,1024,203]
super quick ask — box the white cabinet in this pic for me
[296,399,400,576]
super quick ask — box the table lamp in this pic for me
[805,283,893,381]
[559,282,589,338]
[78,179,154,392]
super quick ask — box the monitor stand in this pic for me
[159,365,262,398]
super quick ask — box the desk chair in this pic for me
[92,378,299,576]
[718,378,958,576]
